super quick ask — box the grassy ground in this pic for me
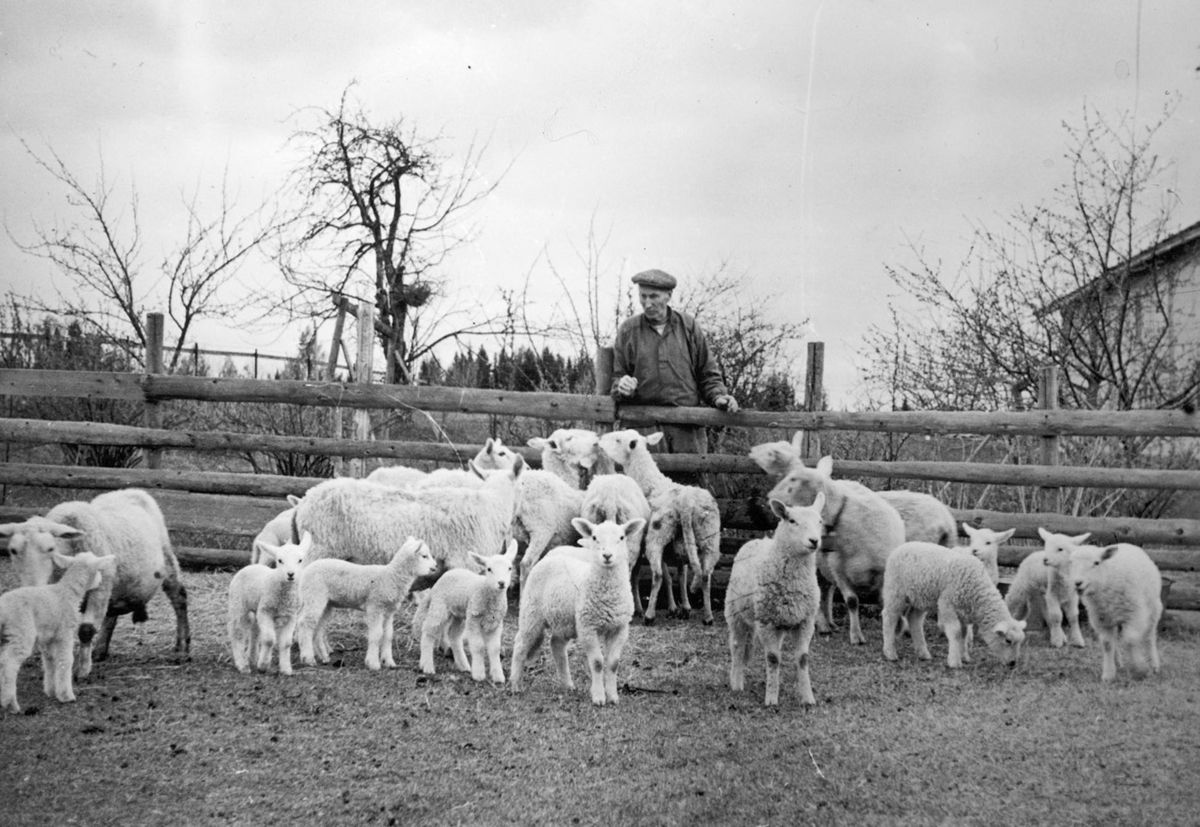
[1,568,1199,827]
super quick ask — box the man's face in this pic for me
[639,288,671,323]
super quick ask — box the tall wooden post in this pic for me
[349,302,375,479]
[800,341,825,460]
[1039,364,1061,513]
[327,298,349,477]
[144,313,164,469]
[595,345,615,433]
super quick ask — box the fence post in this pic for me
[328,298,349,477]
[1039,364,1061,513]
[349,301,375,479]
[595,345,615,433]
[800,341,825,459]
[145,313,164,469]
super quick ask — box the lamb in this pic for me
[580,471,651,613]
[250,494,303,564]
[726,493,826,707]
[596,429,722,625]
[0,552,116,714]
[509,517,646,705]
[226,532,310,676]
[881,541,1027,668]
[760,454,906,645]
[296,536,437,670]
[1069,543,1163,682]
[0,488,190,676]
[961,523,1015,586]
[293,455,524,574]
[1005,528,1090,648]
[418,539,518,682]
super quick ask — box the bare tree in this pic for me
[277,83,512,383]
[7,138,281,372]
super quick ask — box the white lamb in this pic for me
[726,493,826,707]
[296,536,437,670]
[1069,543,1163,682]
[960,523,1014,586]
[227,532,310,676]
[250,494,303,564]
[581,471,651,614]
[881,541,1027,668]
[294,456,524,573]
[418,539,518,682]
[0,552,116,714]
[509,517,646,705]
[1005,528,1089,649]
[0,488,190,676]
[759,453,906,645]
[597,430,722,626]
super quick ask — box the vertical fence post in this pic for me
[328,298,348,477]
[350,301,375,479]
[800,341,825,460]
[595,345,614,433]
[145,312,164,470]
[1039,364,1061,513]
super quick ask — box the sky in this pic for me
[1,0,1198,406]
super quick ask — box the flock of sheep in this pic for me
[0,428,1166,713]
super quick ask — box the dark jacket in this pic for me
[610,307,728,407]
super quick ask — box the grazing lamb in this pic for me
[726,493,826,707]
[1005,528,1090,649]
[296,536,437,670]
[0,488,190,676]
[760,454,906,645]
[251,494,303,564]
[0,552,116,714]
[597,430,722,625]
[418,539,518,682]
[1069,543,1163,682]
[510,517,646,705]
[294,456,524,573]
[881,541,1027,668]
[227,532,310,676]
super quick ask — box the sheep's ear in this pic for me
[646,432,664,446]
[50,550,75,569]
[298,531,314,553]
[0,522,28,538]
[468,551,487,568]
[258,545,278,566]
[483,437,497,454]
[287,494,303,507]
[527,437,547,451]
[622,518,646,539]
[504,538,519,560]
[816,456,834,476]
[1100,545,1120,562]
[1071,532,1092,545]
[811,491,826,514]
[510,454,525,477]
[571,517,596,539]
[47,523,84,540]
[1037,527,1053,542]
[769,498,789,522]
[468,460,485,479]
[790,431,805,453]
[998,528,1017,543]
[961,522,978,538]
[96,556,118,577]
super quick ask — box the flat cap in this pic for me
[631,269,677,290]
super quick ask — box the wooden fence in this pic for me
[3,337,1200,611]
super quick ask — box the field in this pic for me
[2,568,1199,827]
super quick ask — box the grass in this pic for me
[2,568,1199,827]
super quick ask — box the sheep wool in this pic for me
[882,541,1026,668]
[0,488,190,676]
[296,536,437,670]
[879,490,958,547]
[726,494,826,707]
[227,533,310,676]
[1005,528,1090,649]
[1069,543,1163,682]
[509,517,645,706]
[0,552,115,714]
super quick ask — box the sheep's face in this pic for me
[401,538,437,578]
[473,540,518,591]
[475,438,518,472]
[985,619,1027,666]
[1038,527,1091,570]
[597,430,651,468]
[748,440,803,479]
[0,517,84,587]
[1068,544,1109,596]
[962,525,1012,583]
[767,466,833,525]
[769,493,825,553]
[571,517,641,569]
[261,531,310,581]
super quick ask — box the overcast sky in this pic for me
[2,1,1198,405]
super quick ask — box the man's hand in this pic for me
[715,395,739,414]
[615,375,638,397]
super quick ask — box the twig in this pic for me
[808,747,827,780]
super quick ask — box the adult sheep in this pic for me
[0,488,190,675]
[293,456,525,573]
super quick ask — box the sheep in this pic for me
[581,471,651,613]
[367,437,518,490]
[1069,543,1163,682]
[250,494,303,564]
[761,454,906,645]
[528,429,604,489]
[0,552,116,714]
[511,469,586,583]
[878,490,958,547]
[881,541,1027,668]
[509,517,646,705]
[295,536,437,670]
[293,455,524,574]
[596,429,722,625]
[726,493,826,707]
[418,539,518,682]
[227,532,310,675]
[1005,528,1090,649]
[960,523,1014,586]
[0,488,190,676]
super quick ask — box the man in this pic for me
[610,268,738,464]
